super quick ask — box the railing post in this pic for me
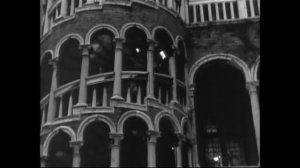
[200,4,204,22]
[70,0,75,15]
[237,0,248,18]
[46,57,58,124]
[75,45,90,111]
[41,107,46,126]
[43,0,52,34]
[79,0,83,8]
[92,87,97,107]
[230,1,235,19]
[67,93,73,116]
[215,3,220,21]
[193,5,197,23]
[184,0,189,24]
[246,81,260,164]
[58,95,63,118]
[257,0,260,13]
[208,3,212,21]
[222,2,227,20]
[249,0,255,17]
[102,87,108,107]
[111,38,125,101]
[61,0,68,17]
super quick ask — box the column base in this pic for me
[110,95,124,101]
[110,96,124,107]
[73,103,87,114]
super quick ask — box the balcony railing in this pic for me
[187,0,260,25]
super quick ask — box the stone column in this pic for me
[110,133,123,167]
[46,57,58,123]
[237,0,248,18]
[70,141,83,167]
[111,38,125,101]
[184,0,189,24]
[40,156,47,167]
[188,86,200,167]
[146,39,156,101]
[75,45,90,110]
[246,81,260,163]
[175,133,184,168]
[169,46,178,104]
[70,0,75,15]
[147,131,159,167]
[61,0,68,17]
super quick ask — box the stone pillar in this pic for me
[75,45,90,110]
[175,134,184,168]
[40,156,47,167]
[46,57,58,123]
[110,133,123,167]
[237,0,248,18]
[147,131,159,167]
[188,86,200,167]
[61,0,68,17]
[169,46,178,104]
[146,39,156,101]
[70,0,75,15]
[111,38,125,101]
[246,81,260,163]
[184,0,189,24]
[70,141,83,167]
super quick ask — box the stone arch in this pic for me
[117,110,154,134]
[85,24,120,45]
[175,36,187,59]
[42,126,76,156]
[154,111,182,133]
[77,115,117,141]
[54,33,84,58]
[120,22,151,39]
[152,26,175,46]
[251,56,260,81]
[189,53,252,86]
[40,49,54,64]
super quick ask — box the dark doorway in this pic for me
[120,116,148,167]
[80,121,111,167]
[156,117,178,167]
[194,60,258,166]
[47,131,73,167]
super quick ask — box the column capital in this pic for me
[246,81,259,93]
[175,132,185,143]
[147,130,160,143]
[79,44,91,56]
[50,57,59,67]
[147,39,157,51]
[69,141,84,148]
[109,133,124,140]
[113,37,125,43]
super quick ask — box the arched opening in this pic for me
[194,60,258,166]
[80,121,111,167]
[57,38,82,87]
[120,117,148,167]
[89,29,115,76]
[182,122,190,167]
[46,131,73,167]
[153,29,174,104]
[40,52,53,99]
[153,29,173,75]
[123,27,148,71]
[156,117,178,167]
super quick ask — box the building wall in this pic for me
[187,21,260,69]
